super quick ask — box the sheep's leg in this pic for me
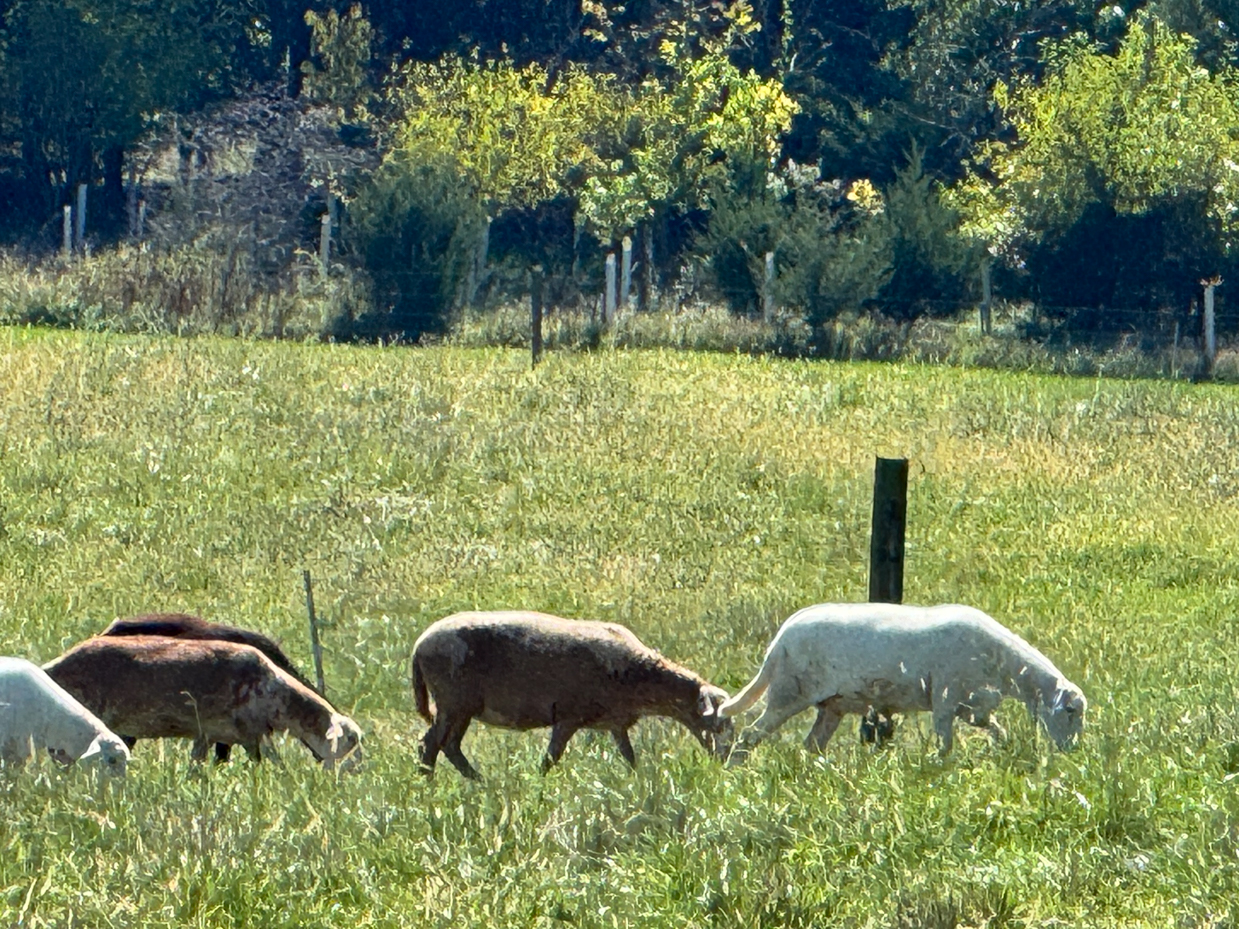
[121,736,137,751]
[190,737,210,763]
[727,698,807,766]
[611,729,636,768]
[242,741,263,762]
[542,722,579,773]
[805,702,844,752]
[214,742,232,763]
[418,717,447,774]
[932,691,958,756]
[440,719,480,780]
[957,690,1005,743]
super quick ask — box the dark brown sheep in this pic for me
[43,637,361,769]
[410,610,733,778]
[99,612,315,762]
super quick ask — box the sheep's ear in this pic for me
[1051,686,1069,712]
[77,737,104,763]
[697,688,716,717]
[325,719,344,752]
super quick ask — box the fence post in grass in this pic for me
[303,569,326,695]
[868,457,908,604]
[605,251,617,326]
[639,223,655,312]
[319,210,332,274]
[980,260,993,335]
[126,163,138,240]
[621,235,633,310]
[531,264,544,368]
[75,183,87,250]
[62,205,73,257]
[1201,276,1220,375]
[862,456,908,745]
[763,251,776,323]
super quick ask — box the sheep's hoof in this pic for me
[859,710,897,747]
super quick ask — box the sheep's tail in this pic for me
[411,654,434,723]
[719,650,778,718]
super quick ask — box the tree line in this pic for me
[4,0,1238,340]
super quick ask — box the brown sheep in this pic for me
[43,637,361,769]
[99,612,316,762]
[411,610,733,778]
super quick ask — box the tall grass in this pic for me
[0,329,1237,926]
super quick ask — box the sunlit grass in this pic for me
[1,327,1237,927]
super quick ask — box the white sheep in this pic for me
[0,657,130,774]
[720,602,1086,760]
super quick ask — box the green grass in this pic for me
[1,327,1237,927]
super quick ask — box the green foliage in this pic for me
[300,4,375,120]
[3,334,1239,924]
[0,0,261,223]
[380,21,796,244]
[876,152,977,319]
[385,56,618,214]
[347,151,488,339]
[956,15,1239,273]
[695,161,891,335]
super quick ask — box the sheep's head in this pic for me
[684,683,735,760]
[78,734,130,777]
[1039,681,1087,751]
[318,713,363,771]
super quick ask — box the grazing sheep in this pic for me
[721,602,1086,761]
[44,637,361,769]
[0,657,130,775]
[100,612,315,762]
[411,611,733,778]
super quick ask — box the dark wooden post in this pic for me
[303,570,326,695]
[863,456,908,744]
[531,265,544,368]
[868,457,908,604]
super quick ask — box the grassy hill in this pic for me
[1,328,1236,927]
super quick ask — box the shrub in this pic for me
[346,151,487,340]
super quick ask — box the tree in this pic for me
[0,0,269,238]
[952,14,1239,311]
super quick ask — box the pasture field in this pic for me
[1,328,1237,928]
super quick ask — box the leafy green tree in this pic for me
[953,14,1239,310]
[0,0,269,237]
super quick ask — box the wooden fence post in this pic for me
[639,223,655,312]
[980,260,993,335]
[1202,277,1220,375]
[319,211,332,274]
[868,457,909,604]
[75,183,87,250]
[531,265,544,368]
[763,251,775,323]
[303,570,326,695]
[604,252,617,325]
[862,456,908,744]
[620,235,633,310]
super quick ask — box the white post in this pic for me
[127,163,138,240]
[1203,279,1219,372]
[319,211,332,273]
[620,235,633,310]
[137,200,147,240]
[62,205,73,257]
[605,252,617,325]
[763,251,775,322]
[75,183,87,250]
[980,260,993,334]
